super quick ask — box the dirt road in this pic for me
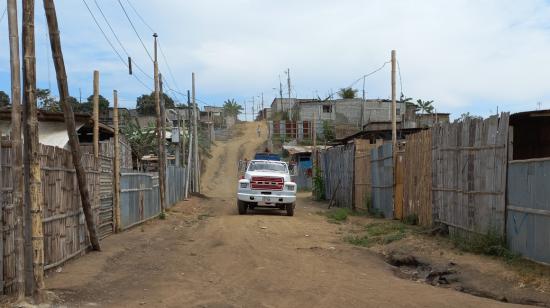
[45,122,522,307]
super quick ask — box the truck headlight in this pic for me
[285,184,295,191]
[240,182,248,189]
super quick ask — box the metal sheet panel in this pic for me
[507,158,550,264]
[371,143,394,218]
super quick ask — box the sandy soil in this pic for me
[42,122,532,307]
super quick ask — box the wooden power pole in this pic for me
[8,0,25,299]
[192,73,199,193]
[185,90,192,199]
[44,0,101,251]
[153,33,166,213]
[391,50,397,152]
[113,90,121,232]
[93,70,99,158]
[22,0,44,298]
[158,73,167,213]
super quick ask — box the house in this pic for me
[0,109,113,149]
[271,98,318,118]
[294,98,409,127]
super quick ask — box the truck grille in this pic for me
[251,176,284,191]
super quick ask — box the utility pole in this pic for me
[287,68,292,120]
[244,100,247,121]
[93,70,99,158]
[252,96,255,121]
[159,74,167,212]
[185,90,192,199]
[391,50,397,152]
[44,0,100,253]
[8,0,25,299]
[23,0,45,298]
[153,33,166,213]
[279,75,284,113]
[192,72,200,193]
[261,92,264,120]
[113,90,121,232]
[361,76,366,128]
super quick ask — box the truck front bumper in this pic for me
[237,192,296,204]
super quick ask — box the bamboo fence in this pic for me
[403,130,433,226]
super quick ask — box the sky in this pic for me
[1,0,550,120]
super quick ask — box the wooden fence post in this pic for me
[22,0,45,299]
[8,0,26,299]
[113,90,121,232]
[93,70,99,159]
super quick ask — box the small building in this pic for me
[283,145,327,191]
[0,109,114,149]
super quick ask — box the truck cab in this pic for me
[237,160,297,216]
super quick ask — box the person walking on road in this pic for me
[256,125,261,137]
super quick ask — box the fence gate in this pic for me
[507,158,550,264]
[371,143,394,218]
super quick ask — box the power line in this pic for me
[92,0,153,81]
[117,0,153,62]
[347,61,391,89]
[158,39,184,97]
[0,5,6,24]
[125,0,155,33]
[118,1,190,107]
[81,0,152,91]
[397,60,404,97]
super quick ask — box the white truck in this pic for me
[237,160,297,216]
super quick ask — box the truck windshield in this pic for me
[248,162,287,173]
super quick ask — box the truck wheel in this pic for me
[238,200,248,215]
[285,203,295,216]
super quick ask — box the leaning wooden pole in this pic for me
[8,0,26,299]
[113,90,121,232]
[43,0,101,250]
[22,0,45,298]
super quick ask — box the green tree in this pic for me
[322,120,335,141]
[136,92,175,115]
[86,94,110,111]
[416,99,434,114]
[36,88,61,111]
[70,97,91,113]
[122,121,158,168]
[222,99,243,116]
[337,87,358,99]
[0,91,10,107]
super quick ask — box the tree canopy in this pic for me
[222,99,243,116]
[0,91,10,107]
[416,99,434,114]
[136,92,175,115]
[337,87,358,99]
[86,94,110,111]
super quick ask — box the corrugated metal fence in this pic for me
[371,143,394,218]
[166,166,187,208]
[120,173,159,230]
[507,158,550,264]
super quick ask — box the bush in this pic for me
[451,230,518,261]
